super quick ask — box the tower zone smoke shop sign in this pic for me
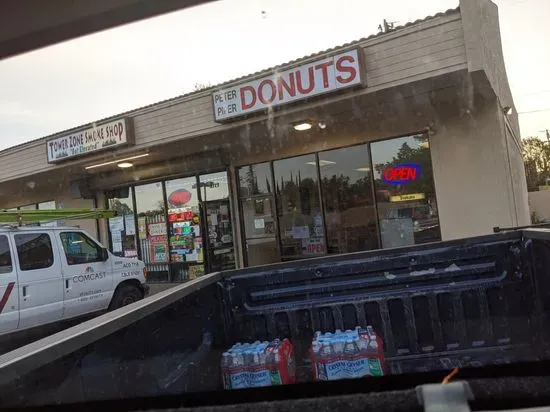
[46,118,133,163]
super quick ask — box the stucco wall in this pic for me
[430,100,528,239]
[460,0,520,137]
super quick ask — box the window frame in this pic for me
[0,234,14,274]
[59,231,104,266]
[14,232,55,272]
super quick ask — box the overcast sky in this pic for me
[0,0,548,151]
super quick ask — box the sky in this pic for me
[0,0,548,151]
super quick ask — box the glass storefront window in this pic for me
[370,134,441,248]
[199,172,229,201]
[19,204,36,210]
[135,182,169,282]
[107,188,137,258]
[38,200,57,227]
[320,145,379,254]
[38,201,55,210]
[238,163,273,196]
[274,154,325,260]
[165,177,204,281]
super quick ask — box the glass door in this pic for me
[165,177,204,281]
[203,199,235,272]
[134,182,169,282]
[241,196,280,266]
[238,163,280,267]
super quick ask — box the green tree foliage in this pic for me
[110,199,132,216]
[522,137,550,189]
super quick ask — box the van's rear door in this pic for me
[0,233,18,335]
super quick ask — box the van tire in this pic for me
[109,283,142,310]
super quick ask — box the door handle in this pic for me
[65,279,69,289]
[22,285,27,297]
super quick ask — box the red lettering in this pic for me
[384,169,394,181]
[335,55,357,84]
[240,86,256,110]
[408,168,416,180]
[277,73,296,100]
[399,167,407,181]
[315,61,333,88]
[296,67,315,94]
[258,79,276,104]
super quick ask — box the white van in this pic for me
[0,225,148,337]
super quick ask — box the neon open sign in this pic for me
[383,163,421,184]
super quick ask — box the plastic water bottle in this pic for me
[317,342,334,381]
[221,352,233,389]
[367,326,379,354]
[332,336,345,358]
[343,339,358,379]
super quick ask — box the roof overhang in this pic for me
[0,0,214,60]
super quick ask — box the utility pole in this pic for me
[539,129,550,143]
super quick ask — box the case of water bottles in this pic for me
[310,326,386,381]
[221,338,296,390]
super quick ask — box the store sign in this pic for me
[389,193,426,202]
[46,118,132,163]
[383,164,421,185]
[212,48,365,122]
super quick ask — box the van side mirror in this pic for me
[100,248,109,262]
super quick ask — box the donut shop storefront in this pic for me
[5,4,527,283]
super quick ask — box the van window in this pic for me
[60,232,102,265]
[14,233,54,271]
[0,235,13,274]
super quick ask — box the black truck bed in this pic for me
[1,228,550,407]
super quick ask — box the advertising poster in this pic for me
[109,216,124,232]
[112,232,123,253]
[124,214,136,235]
[138,217,147,239]
[150,234,168,263]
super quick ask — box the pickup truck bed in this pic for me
[1,228,550,407]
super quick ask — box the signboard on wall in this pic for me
[212,48,365,122]
[46,118,133,163]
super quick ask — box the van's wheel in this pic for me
[110,284,142,310]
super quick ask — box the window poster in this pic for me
[138,217,147,240]
[124,214,136,235]
[150,235,168,263]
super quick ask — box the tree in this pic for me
[522,137,550,188]
[110,199,132,216]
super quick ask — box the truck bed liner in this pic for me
[1,229,549,407]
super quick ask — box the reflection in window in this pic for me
[320,145,379,254]
[60,232,102,265]
[199,172,229,201]
[15,233,54,271]
[370,134,441,248]
[274,154,325,260]
[135,182,169,282]
[0,235,12,274]
[238,163,273,196]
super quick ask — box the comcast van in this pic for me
[0,225,148,337]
